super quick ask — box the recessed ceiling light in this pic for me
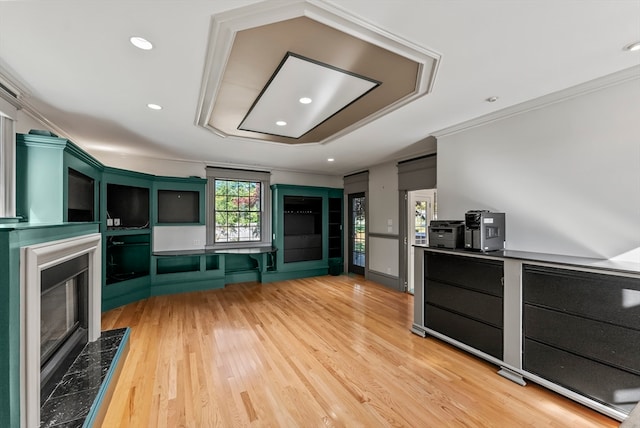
[299,97,312,104]
[130,36,153,50]
[327,158,335,162]
[147,103,162,110]
[275,120,287,126]
[486,96,499,103]
[624,41,640,52]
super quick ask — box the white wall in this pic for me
[91,154,343,188]
[368,162,398,234]
[367,162,400,276]
[437,77,640,259]
[16,110,343,187]
[271,170,341,188]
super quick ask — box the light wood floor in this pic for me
[101,275,617,427]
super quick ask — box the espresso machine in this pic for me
[464,210,505,251]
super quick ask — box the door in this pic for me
[348,192,366,275]
[407,190,435,294]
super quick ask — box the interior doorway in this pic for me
[348,192,366,275]
[407,189,436,294]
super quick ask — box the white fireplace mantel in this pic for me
[20,233,102,428]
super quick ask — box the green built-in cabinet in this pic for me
[101,167,152,309]
[100,168,215,310]
[270,184,343,281]
[16,131,103,224]
[15,132,345,312]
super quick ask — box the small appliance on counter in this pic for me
[428,220,465,249]
[464,210,505,251]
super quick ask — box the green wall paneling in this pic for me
[16,134,66,223]
[224,270,260,284]
[151,269,225,297]
[0,223,98,427]
[261,267,331,283]
[101,275,151,312]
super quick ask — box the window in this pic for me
[215,179,261,242]
[206,167,271,248]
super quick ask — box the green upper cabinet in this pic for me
[270,184,343,280]
[16,131,103,224]
[152,176,207,226]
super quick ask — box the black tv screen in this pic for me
[157,190,199,223]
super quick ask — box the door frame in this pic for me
[347,192,366,276]
[399,188,436,293]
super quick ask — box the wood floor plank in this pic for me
[101,275,617,427]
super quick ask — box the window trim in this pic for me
[206,166,271,249]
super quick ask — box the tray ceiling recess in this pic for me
[196,0,440,145]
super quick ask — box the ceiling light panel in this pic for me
[239,53,380,139]
[130,36,153,50]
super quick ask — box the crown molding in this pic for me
[433,65,640,139]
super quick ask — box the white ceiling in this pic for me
[0,0,639,176]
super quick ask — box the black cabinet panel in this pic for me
[524,339,639,413]
[523,265,640,329]
[283,248,322,263]
[284,234,322,250]
[425,252,503,297]
[425,304,503,359]
[524,305,640,375]
[426,279,503,327]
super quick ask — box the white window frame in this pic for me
[206,166,272,249]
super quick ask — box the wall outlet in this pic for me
[114,218,121,226]
[106,218,113,227]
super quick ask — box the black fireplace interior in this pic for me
[40,254,89,402]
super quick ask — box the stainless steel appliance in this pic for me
[428,220,464,249]
[464,210,505,251]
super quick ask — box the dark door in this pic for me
[348,192,366,275]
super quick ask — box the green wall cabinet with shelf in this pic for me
[269,184,343,282]
[152,176,207,226]
[101,167,153,310]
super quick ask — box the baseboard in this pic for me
[367,270,401,290]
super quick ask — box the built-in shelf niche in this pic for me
[67,168,95,222]
[106,234,150,284]
[106,183,149,229]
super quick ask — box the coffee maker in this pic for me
[464,210,505,251]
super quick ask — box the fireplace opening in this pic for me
[40,254,89,402]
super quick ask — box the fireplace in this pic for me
[40,254,90,401]
[21,233,101,428]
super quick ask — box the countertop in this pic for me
[153,246,277,257]
[416,246,640,275]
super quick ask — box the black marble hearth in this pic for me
[40,328,129,428]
